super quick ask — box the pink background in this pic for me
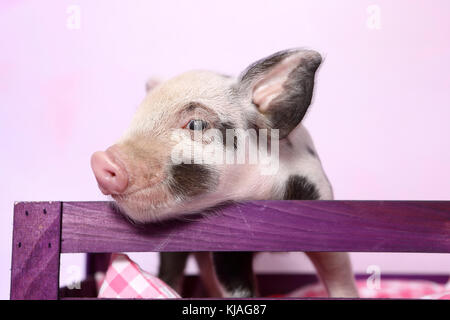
[1,1,449,298]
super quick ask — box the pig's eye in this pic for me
[186,119,208,131]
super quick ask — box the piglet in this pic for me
[91,49,358,298]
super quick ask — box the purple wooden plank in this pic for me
[10,202,62,300]
[60,201,450,253]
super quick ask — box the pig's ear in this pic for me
[238,49,322,138]
[145,78,161,93]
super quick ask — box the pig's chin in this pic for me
[111,188,226,224]
[111,187,178,223]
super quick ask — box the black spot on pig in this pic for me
[169,164,219,198]
[216,120,238,149]
[283,175,319,200]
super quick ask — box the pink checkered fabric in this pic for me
[287,279,450,299]
[98,253,180,299]
[97,253,450,299]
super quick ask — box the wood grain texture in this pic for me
[61,201,450,253]
[10,202,62,300]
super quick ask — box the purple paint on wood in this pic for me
[61,201,450,253]
[10,202,62,300]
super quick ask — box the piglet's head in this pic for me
[91,49,321,222]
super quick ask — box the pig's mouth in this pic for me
[111,182,226,223]
[113,189,168,206]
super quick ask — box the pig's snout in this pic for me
[91,150,128,195]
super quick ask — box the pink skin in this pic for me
[91,149,128,195]
[88,50,359,298]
